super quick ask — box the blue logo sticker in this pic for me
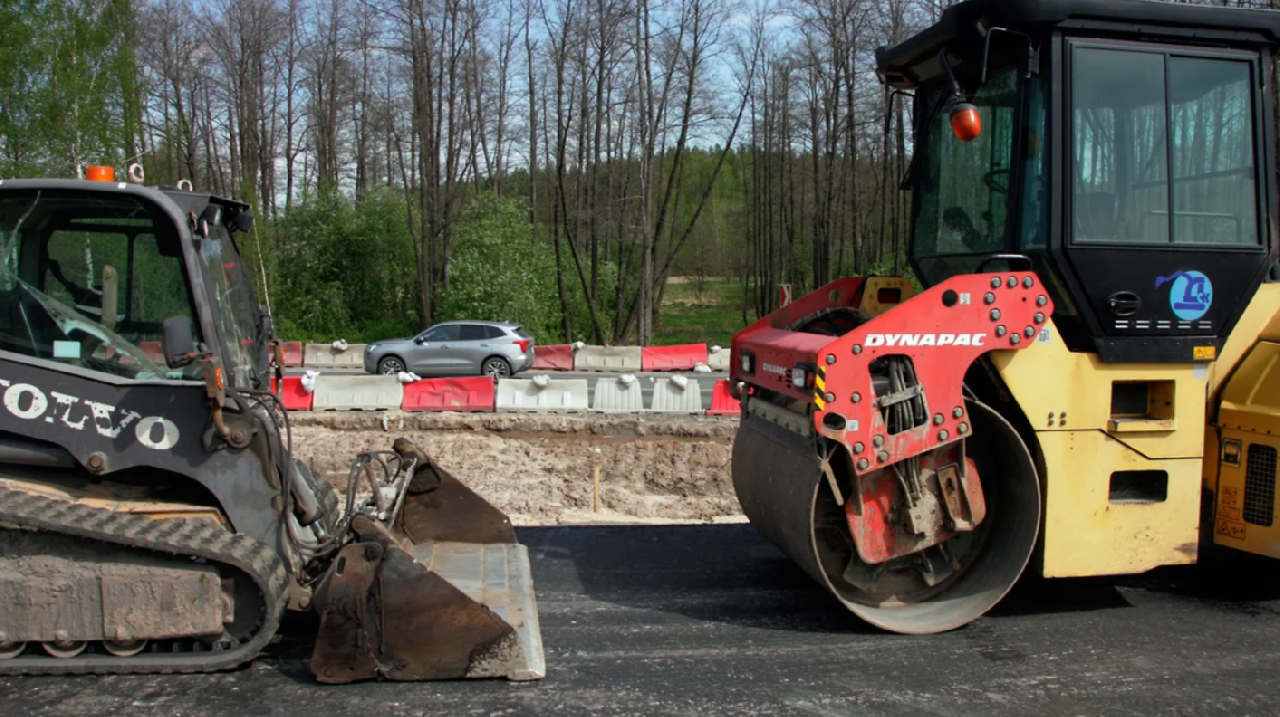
[1155,270,1213,321]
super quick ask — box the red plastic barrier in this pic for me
[401,376,494,412]
[271,375,314,411]
[532,344,574,371]
[138,341,164,365]
[281,341,304,366]
[642,344,709,372]
[706,379,740,417]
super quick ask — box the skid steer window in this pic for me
[0,193,202,380]
[1070,46,1259,245]
[197,224,264,390]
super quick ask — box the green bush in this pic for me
[438,193,562,344]
[270,186,419,343]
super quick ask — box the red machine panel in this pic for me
[733,274,1054,476]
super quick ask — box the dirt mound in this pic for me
[288,412,744,525]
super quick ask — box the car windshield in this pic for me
[0,192,201,381]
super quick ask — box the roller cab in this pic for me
[729,0,1280,633]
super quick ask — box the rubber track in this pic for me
[0,484,288,675]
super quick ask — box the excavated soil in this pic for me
[287,412,745,526]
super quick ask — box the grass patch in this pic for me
[655,277,748,347]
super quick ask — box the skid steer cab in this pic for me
[729,0,1280,634]
[0,166,543,681]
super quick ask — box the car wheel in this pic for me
[482,357,512,379]
[377,356,405,374]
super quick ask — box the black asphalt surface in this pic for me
[4,524,1280,717]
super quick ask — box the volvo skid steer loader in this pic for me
[729,0,1280,634]
[0,167,543,681]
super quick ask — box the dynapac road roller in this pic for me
[0,167,543,680]
[730,0,1280,634]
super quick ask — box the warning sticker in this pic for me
[1215,518,1246,541]
[1222,485,1240,507]
[1218,504,1242,522]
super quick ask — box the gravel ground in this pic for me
[288,411,744,525]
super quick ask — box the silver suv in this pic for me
[363,321,535,378]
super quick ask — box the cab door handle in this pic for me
[1107,291,1141,316]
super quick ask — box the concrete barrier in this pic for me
[706,346,731,372]
[591,377,645,413]
[706,379,740,417]
[311,375,404,411]
[532,344,574,371]
[651,377,703,413]
[573,345,642,372]
[304,343,366,369]
[496,378,590,412]
[402,377,495,412]
[642,344,709,372]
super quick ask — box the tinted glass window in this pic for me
[1169,57,1256,245]
[0,194,199,380]
[196,225,263,389]
[913,67,1017,258]
[459,324,488,341]
[421,324,459,342]
[1071,46,1257,245]
[1071,48,1167,243]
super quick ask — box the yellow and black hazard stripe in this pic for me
[814,366,827,410]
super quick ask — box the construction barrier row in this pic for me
[531,344,574,371]
[304,343,365,369]
[268,375,741,416]
[641,344,708,372]
[271,341,730,372]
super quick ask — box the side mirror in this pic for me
[414,336,426,345]
[162,316,196,368]
[232,211,253,233]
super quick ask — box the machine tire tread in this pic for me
[0,483,288,676]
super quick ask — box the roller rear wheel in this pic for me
[732,399,1041,634]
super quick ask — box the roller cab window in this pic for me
[1070,46,1259,246]
[911,66,1026,286]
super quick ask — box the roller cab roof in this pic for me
[876,0,1280,89]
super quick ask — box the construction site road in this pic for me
[3,525,1278,717]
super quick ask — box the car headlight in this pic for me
[366,344,378,353]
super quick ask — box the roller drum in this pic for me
[732,399,1041,634]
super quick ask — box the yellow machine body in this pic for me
[1203,284,1280,557]
[985,283,1280,577]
